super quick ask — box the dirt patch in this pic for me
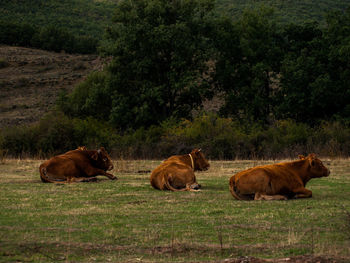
[0,45,107,128]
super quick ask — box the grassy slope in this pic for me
[0,159,349,262]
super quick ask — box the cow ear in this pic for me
[92,152,99,161]
[298,155,305,160]
[195,149,201,155]
[309,159,315,167]
[310,153,317,159]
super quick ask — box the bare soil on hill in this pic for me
[0,45,106,128]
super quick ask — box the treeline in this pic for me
[0,21,97,54]
[1,0,350,159]
[1,113,349,159]
[59,1,350,128]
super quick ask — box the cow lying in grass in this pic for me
[39,147,117,183]
[229,154,330,200]
[150,149,210,191]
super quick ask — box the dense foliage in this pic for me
[217,0,350,25]
[61,0,215,128]
[60,2,350,128]
[1,0,350,158]
[1,113,349,159]
[1,0,349,40]
[0,21,97,54]
[0,0,116,39]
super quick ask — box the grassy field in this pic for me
[0,158,350,262]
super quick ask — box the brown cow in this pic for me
[39,147,117,183]
[150,149,210,191]
[229,154,330,200]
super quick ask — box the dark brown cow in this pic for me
[39,147,117,183]
[229,154,330,200]
[150,149,210,191]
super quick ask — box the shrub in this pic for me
[0,21,97,54]
[1,112,349,159]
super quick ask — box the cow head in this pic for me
[191,149,210,171]
[306,153,330,178]
[91,147,114,171]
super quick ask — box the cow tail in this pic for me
[229,175,242,200]
[164,174,187,192]
[39,166,66,184]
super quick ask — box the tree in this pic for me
[98,0,215,129]
[214,7,283,124]
[276,9,350,123]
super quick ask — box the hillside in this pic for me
[0,0,117,39]
[0,45,106,128]
[1,0,349,41]
[218,0,350,24]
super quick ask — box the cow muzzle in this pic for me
[202,166,209,171]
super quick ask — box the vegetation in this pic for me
[55,1,350,128]
[0,0,116,39]
[217,0,350,25]
[1,0,349,40]
[1,0,350,159]
[0,21,98,54]
[1,113,349,159]
[1,159,350,262]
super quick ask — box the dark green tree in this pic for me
[97,0,215,129]
[324,9,350,119]
[275,22,325,123]
[215,7,283,124]
[276,9,350,123]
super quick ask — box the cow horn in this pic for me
[97,149,101,154]
[198,148,201,152]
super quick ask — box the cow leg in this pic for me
[254,192,287,201]
[105,172,117,180]
[68,177,98,183]
[293,187,312,198]
[86,168,117,180]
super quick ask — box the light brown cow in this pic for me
[150,149,210,191]
[229,154,330,200]
[39,147,117,183]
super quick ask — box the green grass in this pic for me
[0,158,350,262]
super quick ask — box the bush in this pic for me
[1,112,349,159]
[0,21,97,54]
[60,71,110,119]
[0,112,116,157]
[0,21,37,47]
